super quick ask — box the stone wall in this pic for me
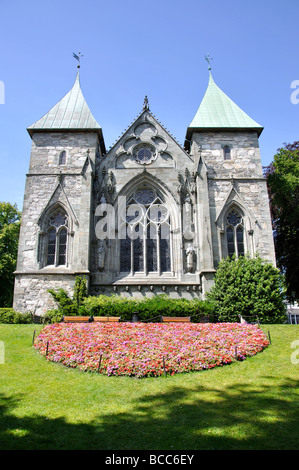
[13,273,77,315]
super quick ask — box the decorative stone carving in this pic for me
[186,247,194,272]
[97,240,106,271]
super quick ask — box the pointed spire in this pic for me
[28,70,102,133]
[187,71,263,135]
[27,69,106,153]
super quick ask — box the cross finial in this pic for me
[143,95,149,110]
[73,51,83,69]
[204,54,213,71]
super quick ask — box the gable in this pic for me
[102,109,193,170]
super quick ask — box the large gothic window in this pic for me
[225,209,245,258]
[46,209,68,266]
[120,186,171,274]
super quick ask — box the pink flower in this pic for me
[34,322,269,377]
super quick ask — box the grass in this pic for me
[0,323,298,450]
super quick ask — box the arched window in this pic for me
[120,186,171,274]
[224,145,231,160]
[59,150,66,165]
[225,209,245,258]
[46,209,68,266]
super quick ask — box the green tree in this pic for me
[0,202,21,307]
[265,141,299,302]
[73,276,87,308]
[207,255,286,324]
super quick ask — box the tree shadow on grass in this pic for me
[0,377,298,450]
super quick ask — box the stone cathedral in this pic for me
[13,70,276,315]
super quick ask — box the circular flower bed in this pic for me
[34,322,269,377]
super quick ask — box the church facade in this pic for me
[13,70,276,315]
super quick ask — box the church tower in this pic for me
[184,71,276,276]
[13,71,106,314]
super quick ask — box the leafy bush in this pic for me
[43,309,64,324]
[0,308,31,324]
[82,294,214,322]
[207,255,287,323]
[48,276,88,316]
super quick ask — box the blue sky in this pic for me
[0,0,298,209]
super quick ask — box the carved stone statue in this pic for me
[97,240,106,271]
[186,247,194,273]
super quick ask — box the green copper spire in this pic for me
[28,71,102,133]
[187,72,263,136]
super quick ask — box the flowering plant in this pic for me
[34,322,269,378]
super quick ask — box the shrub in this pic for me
[82,294,214,322]
[48,276,87,316]
[43,309,64,324]
[0,308,31,324]
[207,254,287,323]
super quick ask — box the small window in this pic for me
[59,150,66,165]
[224,146,231,160]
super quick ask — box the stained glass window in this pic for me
[120,234,131,272]
[160,224,171,272]
[237,226,245,257]
[58,228,67,265]
[133,237,144,272]
[226,227,235,257]
[147,224,157,271]
[46,209,68,266]
[137,148,152,163]
[226,210,242,226]
[47,229,56,265]
[120,186,171,274]
[226,208,244,258]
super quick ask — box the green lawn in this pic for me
[0,324,298,450]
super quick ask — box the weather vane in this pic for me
[204,54,213,71]
[73,52,83,69]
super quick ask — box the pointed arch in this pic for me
[215,185,255,231]
[217,199,255,260]
[37,202,72,268]
[114,173,178,276]
[224,206,245,258]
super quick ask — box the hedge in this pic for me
[0,308,32,324]
[81,295,215,322]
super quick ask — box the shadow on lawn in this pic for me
[0,378,298,450]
